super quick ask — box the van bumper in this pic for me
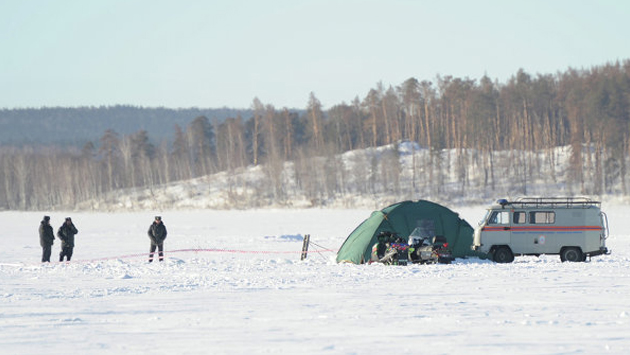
[588,247,610,257]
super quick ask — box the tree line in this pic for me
[0,106,252,146]
[1,60,629,210]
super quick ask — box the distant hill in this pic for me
[0,106,253,146]
[75,142,624,212]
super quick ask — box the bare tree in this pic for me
[307,92,324,152]
[251,98,264,165]
[99,129,120,190]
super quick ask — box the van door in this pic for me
[482,210,511,248]
[531,211,558,254]
[510,210,537,254]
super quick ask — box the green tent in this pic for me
[336,200,477,264]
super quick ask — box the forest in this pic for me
[0,106,251,146]
[1,60,629,210]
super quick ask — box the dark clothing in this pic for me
[149,243,164,262]
[59,246,73,262]
[148,221,167,262]
[57,222,78,248]
[148,222,167,245]
[39,221,55,247]
[39,220,54,262]
[57,222,78,261]
[42,244,52,263]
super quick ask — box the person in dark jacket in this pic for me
[39,216,54,262]
[147,216,167,262]
[57,217,78,262]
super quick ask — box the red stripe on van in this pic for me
[482,226,602,232]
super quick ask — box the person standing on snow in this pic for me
[39,215,54,262]
[57,217,78,262]
[147,216,167,262]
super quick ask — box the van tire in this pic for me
[560,247,583,262]
[493,246,514,263]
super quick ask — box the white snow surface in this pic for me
[2,206,630,354]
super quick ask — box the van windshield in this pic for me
[488,211,510,225]
[479,210,491,225]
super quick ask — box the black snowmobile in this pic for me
[408,234,454,264]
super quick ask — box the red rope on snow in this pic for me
[0,247,337,266]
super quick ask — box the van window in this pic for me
[530,211,555,224]
[513,212,526,224]
[488,211,509,225]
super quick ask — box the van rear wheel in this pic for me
[560,247,583,262]
[493,246,514,263]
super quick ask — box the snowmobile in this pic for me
[371,231,454,265]
[370,232,409,265]
[408,234,454,264]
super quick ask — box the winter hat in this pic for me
[155,216,162,221]
[44,216,50,221]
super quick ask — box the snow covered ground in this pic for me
[1,205,630,354]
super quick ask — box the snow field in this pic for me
[1,206,630,354]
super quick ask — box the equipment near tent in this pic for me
[336,200,479,264]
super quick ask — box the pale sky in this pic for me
[1,0,629,110]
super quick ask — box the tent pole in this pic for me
[300,234,310,260]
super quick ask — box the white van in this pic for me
[472,197,609,263]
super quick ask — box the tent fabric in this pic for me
[336,200,477,264]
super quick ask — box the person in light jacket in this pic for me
[147,216,167,262]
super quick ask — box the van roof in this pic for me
[495,196,600,209]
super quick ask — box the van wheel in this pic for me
[493,247,514,263]
[560,247,583,262]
